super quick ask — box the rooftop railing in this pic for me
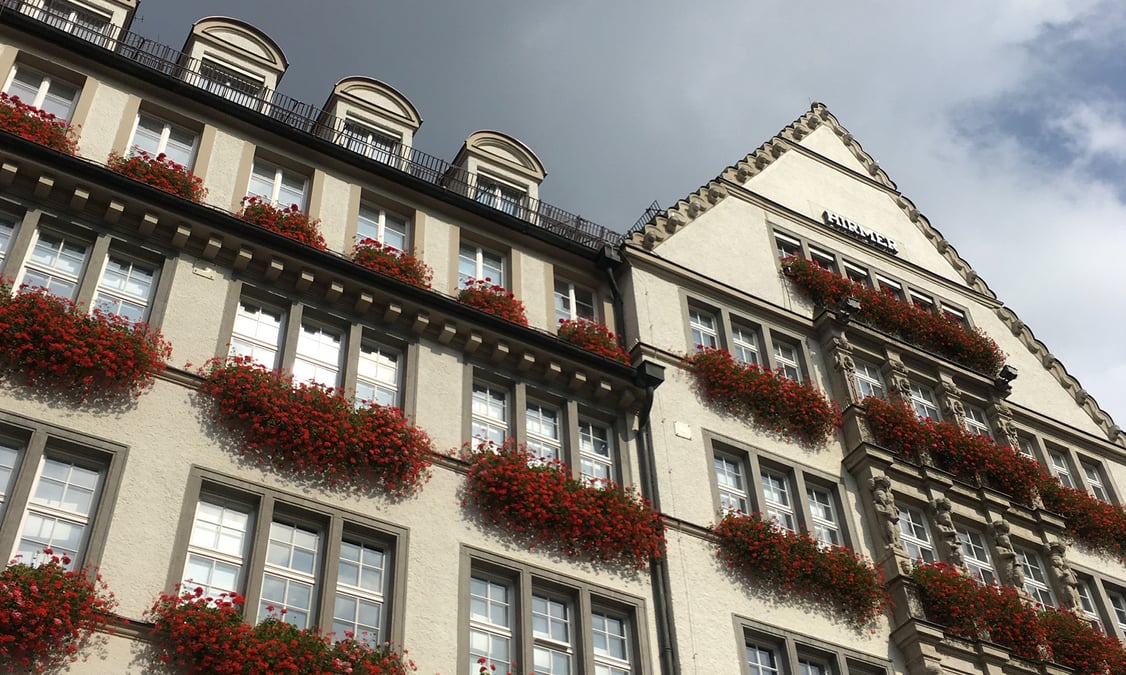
[1,0,622,250]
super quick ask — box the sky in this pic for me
[131,1,1126,429]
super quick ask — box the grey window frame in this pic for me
[682,296,815,380]
[735,616,890,675]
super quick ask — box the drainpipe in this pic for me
[601,244,679,675]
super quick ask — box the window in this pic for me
[1017,549,1054,606]
[292,322,344,388]
[909,291,935,312]
[747,643,781,675]
[198,59,264,106]
[1081,460,1110,502]
[1048,450,1076,489]
[956,526,995,585]
[4,65,80,121]
[852,361,885,399]
[341,121,400,163]
[229,298,285,369]
[940,303,967,326]
[761,470,796,532]
[908,383,941,420]
[248,159,308,210]
[42,0,111,45]
[809,247,837,273]
[843,262,870,287]
[356,342,399,408]
[466,557,641,675]
[963,405,992,438]
[356,204,409,251]
[740,622,889,675]
[459,243,505,288]
[897,507,935,563]
[1076,579,1102,630]
[1017,436,1038,459]
[714,454,749,515]
[689,308,719,350]
[578,421,614,485]
[732,324,761,367]
[180,477,400,642]
[0,417,123,572]
[0,216,14,262]
[807,485,841,547]
[554,280,596,325]
[774,232,801,259]
[475,176,525,217]
[92,255,159,323]
[525,402,563,465]
[799,659,831,675]
[1107,589,1126,637]
[875,275,904,302]
[471,383,509,445]
[21,230,90,300]
[772,342,801,381]
[129,113,199,168]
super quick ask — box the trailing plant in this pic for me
[1039,608,1126,675]
[685,347,841,445]
[712,513,888,628]
[108,148,206,203]
[783,256,1005,374]
[0,92,78,155]
[457,279,528,326]
[0,549,117,674]
[557,318,629,363]
[864,397,1126,559]
[198,357,434,496]
[238,196,326,250]
[0,282,171,402]
[462,439,665,568]
[148,588,417,674]
[352,238,433,288]
[863,396,1041,503]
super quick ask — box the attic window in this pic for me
[42,0,111,46]
[197,59,264,107]
[341,121,400,163]
[475,176,525,218]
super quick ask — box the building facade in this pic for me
[0,2,1123,674]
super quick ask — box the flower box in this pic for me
[0,92,78,155]
[783,256,1006,374]
[238,196,326,250]
[198,357,434,496]
[685,347,841,445]
[463,440,665,568]
[457,279,528,326]
[1039,607,1126,675]
[148,588,417,675]
[0,549,117,674]
[352,238,433,288]
[558,318,629,363]
[863,396,1126,559]
[712,513,888,628]
[0,283,171,403]
[108,148,206,203]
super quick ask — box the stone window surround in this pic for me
[462,365,628,487]
[216,280,417,413]
[704,432,856,550]
[0,51,95,131]
[1072,567,1126,641]
[1011,427,1119,505]
[166,466,408,645]
[457,545,651,675]
[734,615,891,675]
[680,293,814,381]
[0,408,127,569]
[0,205,176,326]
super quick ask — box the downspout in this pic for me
[600,244,679,675]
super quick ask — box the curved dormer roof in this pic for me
[329,76,422,130]
[187,16,289,73]
[455,130,547,183]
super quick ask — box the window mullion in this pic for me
[791,472,813,536]
[317,516,345,634]
[0,431,44,558]
[242,494,275,622]
[71,233,110,310]
[278,302,304,374]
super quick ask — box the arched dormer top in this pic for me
[455,130,547,183]
[330,76,421,130]
[187,16,289,73]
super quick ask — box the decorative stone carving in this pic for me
[931,498,964,568]
[988,402,1021,450]
[870,475,901,551]
[989,520,1022,587]
[939,381,965,423]
[1047,541,1082,611]
[884,358,912,401]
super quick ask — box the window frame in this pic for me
[553,278,597,326]
[896,505,936,563]
[128,111,201,169]
[171,468,407,644]
[474,174,527,218]
[3,63,81,122]
[955,525,996,585]
[683,297,814,380]
[196,57,266,108]
[355,202,411,251]
[735,617,891,675]
[41,0,113,45]
[1017,548,1055,607]
[340,119,402,164]
[247,157,310,210]
[0,410,126,571]
[458,241,507,289]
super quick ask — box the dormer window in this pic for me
[475,176,525,217]
[43,0,111,45]
[198,59,264,106]
[341,121,400,163]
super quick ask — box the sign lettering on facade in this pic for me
[821,210,898,255]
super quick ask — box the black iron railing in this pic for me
[1,0,622,249]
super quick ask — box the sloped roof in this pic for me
[625,103,1124,447]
